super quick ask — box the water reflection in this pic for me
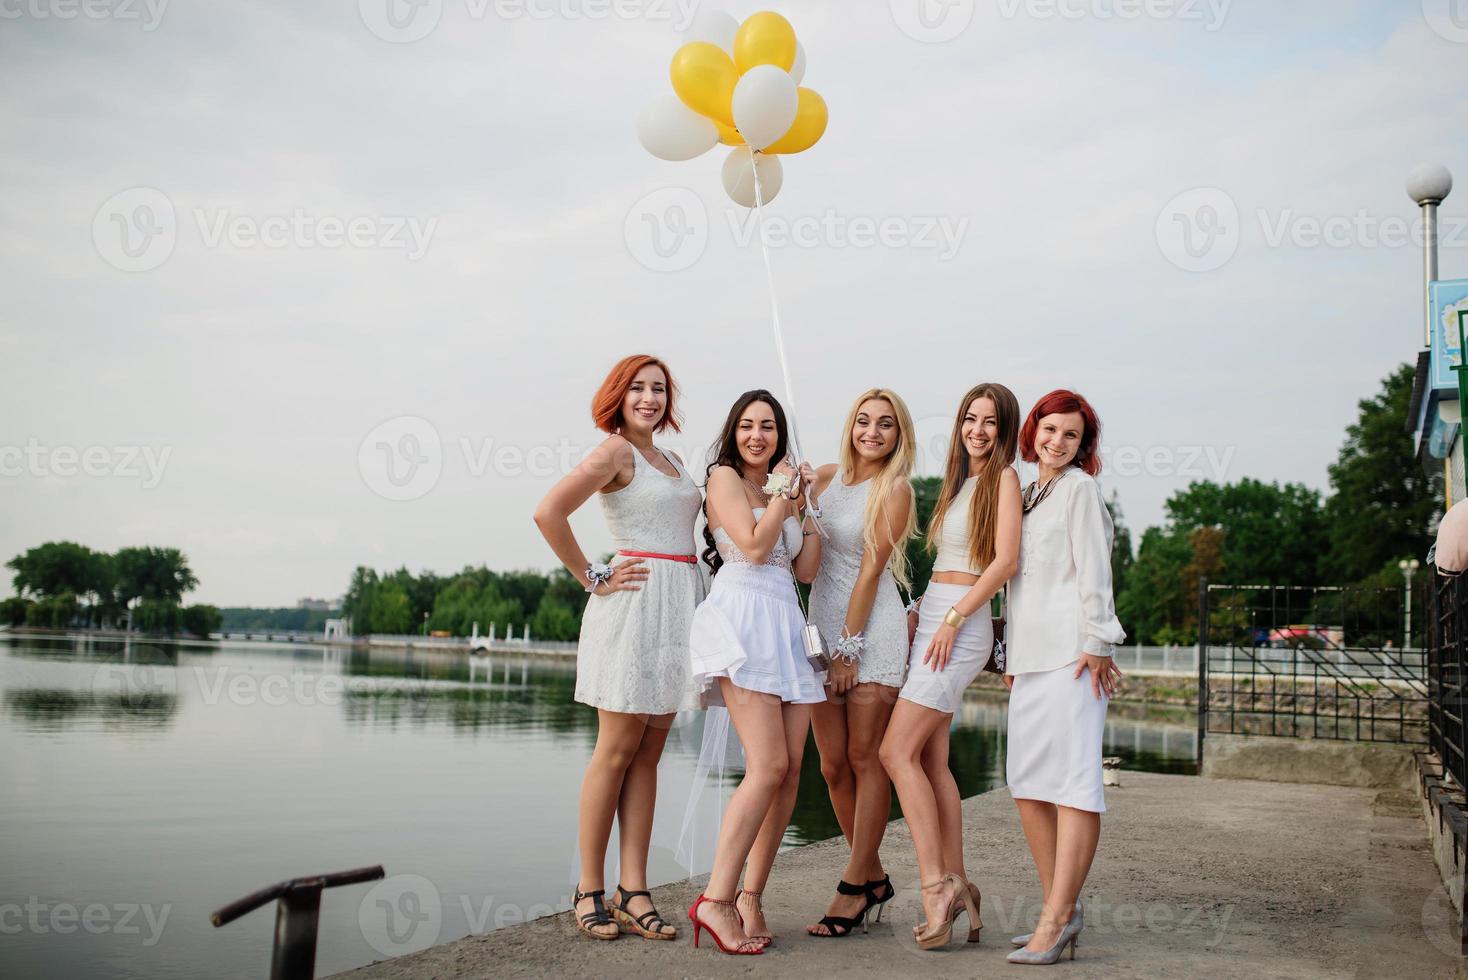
[0,632,1197,980]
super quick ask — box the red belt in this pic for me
[619,550,697,564]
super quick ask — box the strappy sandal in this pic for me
[808,879,874,937]
[736,888,773,947]
[866,874,896,924]
[687,894,765,955]
[610,885,677,940]
[573,886,618,940]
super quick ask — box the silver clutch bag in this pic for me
[803,623,830,673]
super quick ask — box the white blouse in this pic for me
[1006,468,1126,675]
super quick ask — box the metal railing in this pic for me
[1431,571,1468,790]
[1198,581,1429,762]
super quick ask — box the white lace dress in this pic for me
[688,509,826,706]
[808,476,910,688]
[573,447,706,715]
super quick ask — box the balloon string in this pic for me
[748,145,825,536]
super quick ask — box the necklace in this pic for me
[742,473,772,500]
[1022,469,1069,513]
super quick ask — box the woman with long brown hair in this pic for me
[877,382,1022,950]
[533,354,704,943]
[803,388,917,937]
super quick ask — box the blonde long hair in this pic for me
[838,388,918,591]
[927,383,1020,569]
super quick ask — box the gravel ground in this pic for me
[331,771,1463,979]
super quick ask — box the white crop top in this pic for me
[931,476,984,576]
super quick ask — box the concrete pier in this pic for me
[331,771,1462,979]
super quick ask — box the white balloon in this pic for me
[636,95,718,162]
[790,42,806,85]
[721,148,783,208]
[683,8,738,53]
[731,65,798,152]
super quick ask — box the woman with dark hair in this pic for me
[1003,388,1126,966]
[878,382,1022,951]
[533,354,704,943]
[685,389,824,955]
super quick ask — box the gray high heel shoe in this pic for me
[1006,907,1083,965]
[1010,899,1082,948]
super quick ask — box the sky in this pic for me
[2,0,1467,607]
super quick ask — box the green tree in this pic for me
[904,475,942,600]
[181,604,222,639]
[1324,363,1443,581]
[531,595,579,641]
[1163,478,1325,586]
[369,581,413,634]
[114,546,199,605]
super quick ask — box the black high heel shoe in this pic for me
[865,875,896,924]
[808,880,874,937]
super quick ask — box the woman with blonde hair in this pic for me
[878,382,1022,950]
[803,388,918,937]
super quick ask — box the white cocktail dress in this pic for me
[808,476,909,689]
[573,446,706,715]
[688,509,826,706]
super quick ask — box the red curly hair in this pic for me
[1019,389,1102,476]
[591,354,682,434]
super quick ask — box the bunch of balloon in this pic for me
[636,9,828,207]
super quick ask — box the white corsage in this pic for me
[585,562,614,594]
[833,629,865,666]
[762,470,795,498]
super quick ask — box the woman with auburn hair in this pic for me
[684,389,823,956]
[1003,388,1126,966]
[803,388,917,937]
[878,382,1022,951]
[533,354,704,943]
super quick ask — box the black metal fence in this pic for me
[1431,571,1468,790]
[1198,581,1429,759]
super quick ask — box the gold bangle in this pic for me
[943,607,966,629]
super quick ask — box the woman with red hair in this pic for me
[1003,389,1126,966]
[533,354,705,943]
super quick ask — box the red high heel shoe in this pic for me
[687,894,765,955]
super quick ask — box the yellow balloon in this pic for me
[734,11,797,74]
[670,42,738,127]
[764,87,827,155]
[716,121,745,146]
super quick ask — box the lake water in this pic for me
[0,632,1197,980]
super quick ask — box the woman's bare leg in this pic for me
[577,709,649,936]
[878,698,952,931]
[614,712,675,934]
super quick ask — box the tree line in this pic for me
[3,543,221,637]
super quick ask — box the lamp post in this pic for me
[1399,558,1420,650]
[1407,163,1454,347]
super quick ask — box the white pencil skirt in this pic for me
[1005,660,1108,813]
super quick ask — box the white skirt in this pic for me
[897,582,993,714]
[689,563,826,707]
[1006,660,1108,812]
